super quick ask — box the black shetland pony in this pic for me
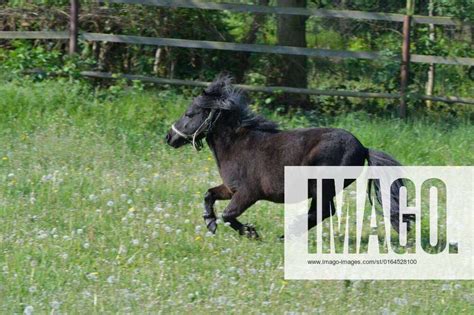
[166,75,404,238]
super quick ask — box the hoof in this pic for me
[204,217,217,234]
[239,224,259,239]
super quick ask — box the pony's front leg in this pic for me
[203,184,232,233]
[222,191,258,238]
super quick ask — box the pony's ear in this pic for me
[217,99,233,110]
[199,74,236,110]
[203,74,233,96]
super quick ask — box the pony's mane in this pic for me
[204,75,280,133]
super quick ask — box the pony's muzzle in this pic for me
[165,129,187,148]
[165,131,172,144]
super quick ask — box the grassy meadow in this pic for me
[0,78,473,314]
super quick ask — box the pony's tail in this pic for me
[366,148,414,233]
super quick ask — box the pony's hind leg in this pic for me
[308,179,336,230]
[280,180,335,240]
[204,184,232,233]
[307,198,336,230]
[221,190,258,238]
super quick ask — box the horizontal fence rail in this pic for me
[2,31,472,66]
[410,54,474,66]
[81,71,474,105]
[82,32,381,60]
[0,31,69,39]
[82,32,474,66]
[101,0,468,26]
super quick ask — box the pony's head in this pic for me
[165,74,278,150]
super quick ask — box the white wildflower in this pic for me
[23,305,34,315]
[37,231,48,240]
[50,301,60,310]
[393,297,407,306]
[41,174,53,182]
[118,245,127,255]
[86,273,98,281]
[107,275,117,284]
[221,248,231,254]
[441,283,451,291]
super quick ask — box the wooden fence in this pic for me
[1,0,473,116]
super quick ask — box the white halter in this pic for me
[171,109,220,151]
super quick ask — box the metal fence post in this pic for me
[399,0,415,118]
[69,0,79,55]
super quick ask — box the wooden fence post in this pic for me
[399,0,415,119]
[69,0,79,55]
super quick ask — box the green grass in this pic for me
[0,79,473,313]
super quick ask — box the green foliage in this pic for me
[434,0,474,21]
[308,29,345,49]
[0,42,61,73]
[0,41,96,80]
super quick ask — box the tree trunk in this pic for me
[234,0,269,83]
[425,0,435,108]
[273,0,309,109]
[153,48,162,74]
